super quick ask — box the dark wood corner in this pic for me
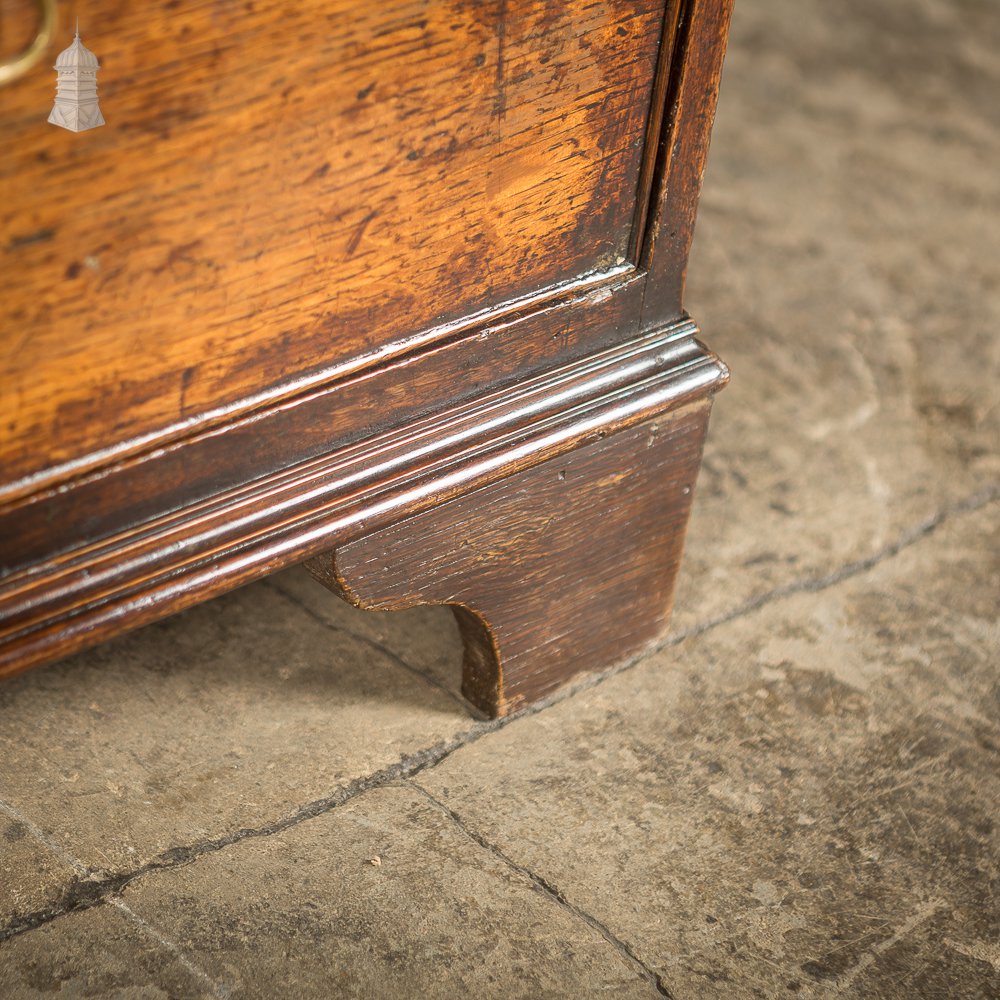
[308,400,716,718]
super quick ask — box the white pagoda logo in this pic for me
[48,22,105,133]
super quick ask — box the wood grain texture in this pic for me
[640,0,735,327]
[0,274,645,578]
[0,323,726,681]
[313,403,713,717]
[0,0,735,706]
[0,0,666,496]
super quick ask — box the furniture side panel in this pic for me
[639,0,735,327]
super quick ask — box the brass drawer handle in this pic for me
[0,0,57,86]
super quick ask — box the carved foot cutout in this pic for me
[306,402,713,718]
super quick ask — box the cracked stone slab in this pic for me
[95,783,659,999]
[674,0,1000,635]
[417,502,1000,998]
[0,807,81,924]
[0,901,219,1000]
[0,577,469,917]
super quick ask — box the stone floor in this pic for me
[2,0,998,997]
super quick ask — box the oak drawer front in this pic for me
[1,0,667,495]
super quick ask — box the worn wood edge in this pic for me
[0,0,705,509]
[0,274,646,576]
[315,398,715,719]
[0,262,635,508]
[0,321,728,679]
[639,0,735,327]
[628,0,686,261]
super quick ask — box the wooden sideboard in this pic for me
[0,0,732,717]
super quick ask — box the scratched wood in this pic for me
[0,0,736,709]
[640,0,735,327]
[0,282,646,577]
[0,0,665,495]
[314,402,714,717]
[0,326,727,681]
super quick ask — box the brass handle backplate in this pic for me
[0,0,57,86]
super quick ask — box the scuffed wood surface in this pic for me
[0,0,665,494]
[641,0,735,326]
[0,324,726,680]
[0,0,735,701]
[323,402,713,717]
[0,280,644,578]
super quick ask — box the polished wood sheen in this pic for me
[0,0,734,716]
[0,324,726,677]
[1,0,665,495]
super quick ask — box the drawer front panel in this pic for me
[0,0,666,493]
